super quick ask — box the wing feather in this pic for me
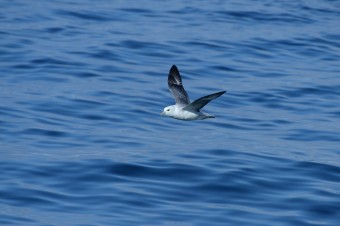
[168,65,190,105]
[183,91,226,111]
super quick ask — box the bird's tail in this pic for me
[205,115,215,119]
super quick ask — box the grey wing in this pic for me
[183,91,226,111]
[168,65,190,106]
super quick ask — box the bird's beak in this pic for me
[160,111,165,116]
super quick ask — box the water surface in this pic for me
[1,0,340,225]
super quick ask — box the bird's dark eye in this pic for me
[167,109,170,111]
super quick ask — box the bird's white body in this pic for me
[161,105,213,120]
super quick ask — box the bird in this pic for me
[161,65,226,120]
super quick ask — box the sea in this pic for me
[1,0,340,225]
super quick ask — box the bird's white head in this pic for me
[161,105,176,117]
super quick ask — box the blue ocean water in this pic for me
[1,0,340,225]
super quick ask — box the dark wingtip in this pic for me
[169,65,181,80]
[170,65,178,72]
[218,90,227,96]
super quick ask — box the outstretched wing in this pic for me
[168,65,190,106]
[183,91,226,111]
